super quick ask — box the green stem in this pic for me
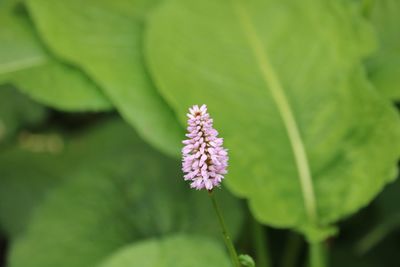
[252,220,271,267]
[309,242,327,267]
[208,190,241,267]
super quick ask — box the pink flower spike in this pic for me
[182,104,228,190]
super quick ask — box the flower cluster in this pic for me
[182,105,228,190]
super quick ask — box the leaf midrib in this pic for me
[232,0,317,223]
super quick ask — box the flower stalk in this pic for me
[208,190,241,267]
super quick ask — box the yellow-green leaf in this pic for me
[366,0,400,101]
[26,0,183,156]
[0,11,111,111]
[97,235,230,267]
[146,0,400,241]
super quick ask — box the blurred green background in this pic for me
[0,0,399,266]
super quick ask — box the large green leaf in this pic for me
[9,119,243,267]
[0,118,119,237]
[366,0,400,101]
[0,86,45,144]
[0,119,114,237]
[97,235,230,267]
[145,0,400,241]
[0,141,65,236]
[0,9,112,111]
[26,0,183,157]
[0,118,145,237]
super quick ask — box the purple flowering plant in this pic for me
[2,0,400,266]
[182,104,254,267]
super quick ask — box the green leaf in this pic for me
[0,138,65,236]
[0,119,148,237]
[366,0,400,101]
[97,235,230,267]
[26,0,183,157]
[0,119,123,237]
[0,86,46,143]
[145,0,400,241]
[0,10,112,111]
[9,119,243,267]
[0,119,122,236]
